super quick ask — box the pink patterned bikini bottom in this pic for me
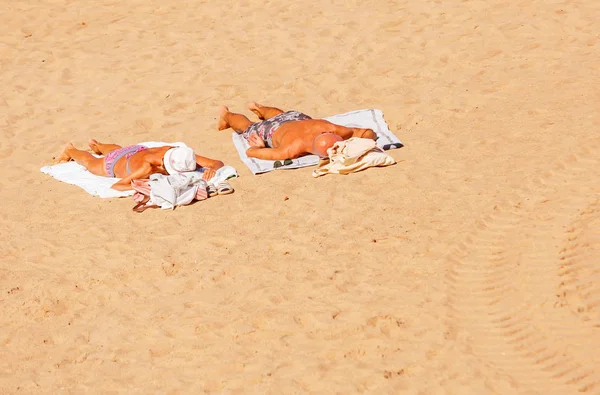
[104,145,147,177]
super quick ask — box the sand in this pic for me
[1,0,599,393]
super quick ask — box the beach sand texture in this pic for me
[1,0,599,393]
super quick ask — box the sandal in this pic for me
[217,181,234,195]
[195,185,208,201]
[207,183,218,198]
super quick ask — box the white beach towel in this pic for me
[40,141,238,198]
[232,109,402,175]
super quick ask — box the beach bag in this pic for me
[131,173,208,212]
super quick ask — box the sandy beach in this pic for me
[1,0,599,393]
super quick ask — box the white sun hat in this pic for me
[163,146,197,174]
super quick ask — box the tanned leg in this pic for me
[88,139,122,155]
[56,143,107,176]
[217,106,254,133]
[247,102,284,120]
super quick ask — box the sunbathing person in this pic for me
[217,102,377,160]
[55,140,224,191]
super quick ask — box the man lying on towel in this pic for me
[217,102,377,160]
[55,140,224,191]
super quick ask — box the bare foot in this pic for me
[88,138,102,155]
[217,106,231,131]
[55,143,74,163]
[247,102,265,120]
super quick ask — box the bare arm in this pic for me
[195,155,224,170]
[246,146,296,161]
[351,128,377,140]
[110,163,152,191]
[195,155,224,181]
[331,124,376,140]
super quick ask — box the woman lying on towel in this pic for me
[55,140,224,191]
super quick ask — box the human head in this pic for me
[312,132,343,158]
[163,146,197,174]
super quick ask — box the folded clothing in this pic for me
[312,137,396,177]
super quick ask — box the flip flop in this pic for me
[195,185,208,201]
[217,181,234,195]
[207,184,218,198]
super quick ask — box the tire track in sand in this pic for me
[446,138,600,394]
[557,199,600,325]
